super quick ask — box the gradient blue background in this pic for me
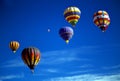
[0,0,120,81]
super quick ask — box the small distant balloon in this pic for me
[9,41,20,53]
[48,29,50,32]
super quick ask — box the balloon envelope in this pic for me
[64,6,81,27]
[59,26,74,43]
[93,10,110,32]
[21,47,41,73]
[9,41,20,53]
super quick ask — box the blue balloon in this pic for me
[59,26,74,43]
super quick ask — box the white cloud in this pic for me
[1,46,92,68]
[41,47,92,65]
[1,44,120,77]
[1,63,24,68]
[45,69,58,73]
[68,69,94,75]
[102,64,120,70]
[45,73,120,81]
[41,57,89,65]
[0,73,24,81]
[0,59,24,68]
[3,44,118,68]
[78,64,93,68]
[40,44,120,66]
[37,46,120,76]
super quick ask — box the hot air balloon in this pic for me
[21,47,41,73]
[59,26,74,44]
[93,10,110,32]
[48,28,50,32]
[64,6,81,27]
[9,41,20,53]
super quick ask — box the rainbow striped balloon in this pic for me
[21,47,41,73]
[93,10,110,32]
[64,6,81,27]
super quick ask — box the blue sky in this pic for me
[0,0,120,81]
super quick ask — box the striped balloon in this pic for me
[93,10,110,32]
[64,6,81,27]
[21,47,41,73]
[9,41,20,53]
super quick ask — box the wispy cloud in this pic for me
[44,69,58,73]
[78,64,93,68]
[0,73,24,81]
[44,73,120,81]
[0,59,24,68]
[41,47,92,65]
[2,44,119,68]
[102,64,120,70]
[1,44,120,78]
[36,68,58,74]
[1,46,92,68]
[38,45,120,76]
[68,69,94,75]
[41,57,89,65]
[40,44,120,67]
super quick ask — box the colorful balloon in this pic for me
[9,41,20,53]
[93,10,110,32]
[21,47,41,73]
[59,26,74,44]
[64,6,81,27]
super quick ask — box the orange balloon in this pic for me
[9,41,20,53]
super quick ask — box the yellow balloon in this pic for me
[9,41,20,53]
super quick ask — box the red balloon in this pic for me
[21,47,41,73]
